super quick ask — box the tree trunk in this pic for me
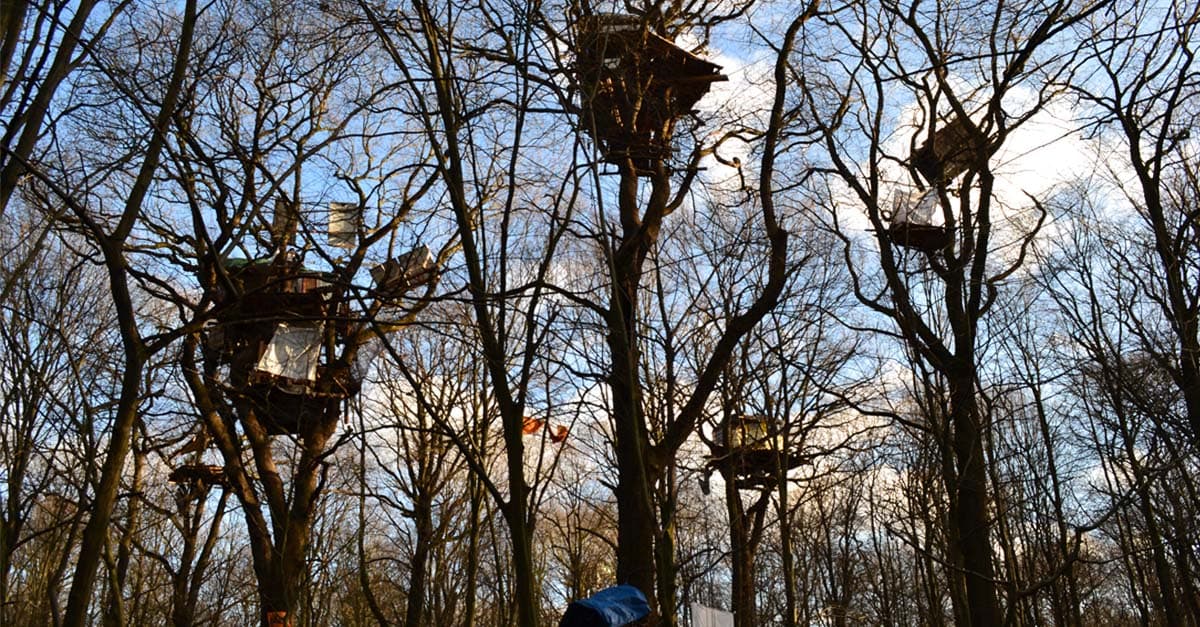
[404,494,433,627]
[778,478,798,627]
[946,372,1002,627]
[655,467,678,627]
[608,164,670,615]
[726,484,754,627]
[724,479,769,627]
[103,439,144,627]
[63,357,144,627]
[356,438,389,627]
[461,474,482,627]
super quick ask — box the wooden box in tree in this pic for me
[715,414,779,452]
[371,245,436,298]
[575,14,726,172]
[709,415,806,485]
[912,115,987,183]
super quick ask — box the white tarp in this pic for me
[351,335,383,383]
[690,603,733,627]
[329,201,359,249]
[892,188,939,226]
[256,323,323,382]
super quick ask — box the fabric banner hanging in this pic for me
[891,188,939,227]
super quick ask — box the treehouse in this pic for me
[886,188,952,252]
[206,257,358,435]
[207,196,439,436]
[575,13,726,173]
[912,115,988,184]
[226,320,367,435]
[168,464,227,488]
[210,256,343,351]
[708,415,807,486]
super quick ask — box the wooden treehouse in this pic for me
[206,256,355,435]
[575,14,726,173]
[206,203,437,436]
[911,115,988,184]
[708,415,807,489]
[168,464,228,488]
[886,188,951,252]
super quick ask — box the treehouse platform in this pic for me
[708,415,808,484]
[168,464,228,488]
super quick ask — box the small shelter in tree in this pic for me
[886,188,952,252]
[708,415,807,489]
[574,13,726,173]
[370,244,436,299]
[202,200,437,436]
[911,114,987,184]
[887,113,992,251]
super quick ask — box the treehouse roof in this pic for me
[575,14,727,93]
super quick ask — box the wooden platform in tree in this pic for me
[912,115,988,183]
[887,222,952,251]
[707,445,810,485]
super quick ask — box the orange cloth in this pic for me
[522,417,544,434]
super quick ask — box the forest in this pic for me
[1,0,1198,625]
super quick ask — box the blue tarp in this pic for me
[559,585,651,627]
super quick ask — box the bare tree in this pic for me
[5,3,206,624]
[798,1,1113,623]
[553,3,817,619]
[0,205,119,624]
[1069,0,1200,448]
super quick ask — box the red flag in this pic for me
[522,417,544,435]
